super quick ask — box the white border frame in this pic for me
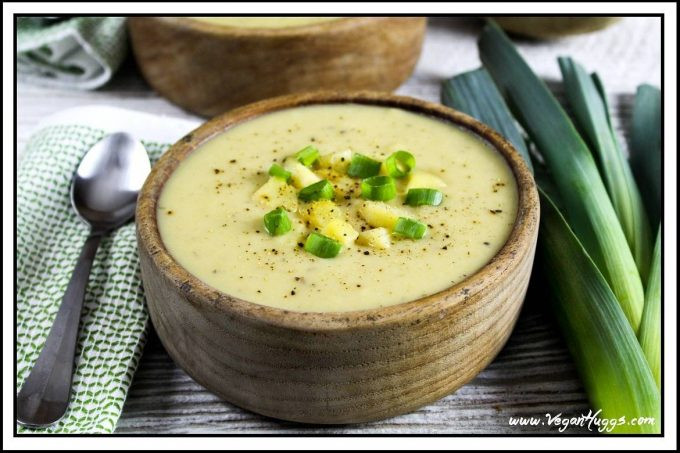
[4,2,677,450]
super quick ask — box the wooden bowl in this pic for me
[493,17,621,39]
[127,17,427,117]
[136,91,540,424]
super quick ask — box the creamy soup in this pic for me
[190,17,340,29]
[158,104,518,312]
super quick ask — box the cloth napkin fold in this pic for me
[16,106,199,433]
[17,17,128,90]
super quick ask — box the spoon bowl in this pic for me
[71,133,150,231]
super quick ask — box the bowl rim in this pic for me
[136,91,539,332]
[149,16,422,37]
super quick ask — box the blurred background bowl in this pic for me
[128,17,427,117]
[492,17,621,39]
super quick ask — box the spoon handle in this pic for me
[17,232,103,428]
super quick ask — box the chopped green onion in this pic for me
[442,68,533,173]
[479,22,644,332]
[539,189,659,433]
[405,188,443,206]
[360,176,397,201]
[263,207,292,236]
[638,226,661,389]
[304,232,342,258]
[295,145,320,167]
[630,84,661,227]
[393,217,427,239]
[298,179,335,202]
[268,163,291,182]
[347,153,382,178]
[559,57,652,282]
[384,151,416,178]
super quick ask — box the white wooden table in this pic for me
[17,17,661,434]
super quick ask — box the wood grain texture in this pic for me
[135,91,540,424]
[116,309,591,434]
[17,17,660,434]
[128,17,426,117]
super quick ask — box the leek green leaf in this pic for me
[630,84,662,226]
[559,58,652,282]
[442,68,533,173]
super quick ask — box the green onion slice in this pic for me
[268,164,291,182]
[347,153,382,178]
[360,175,397,201]
[298,179,335,202]
[405,188,444,206]
[263,207,292,236]
[295,145,320,167]
[393,217,427,239]
[384,151,416,178]
[304,232,342,258]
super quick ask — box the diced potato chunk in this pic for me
[317,153,331,168]
[358,201,408,230]
[252,177,298,211]
[406,171,447,191]
[284,159,321,189]
[356,227,391,250]
[298,200,341,228]
[318,149,353,172]
[329,174,360,198]
[321,219,359,246]
[329,149,353,172]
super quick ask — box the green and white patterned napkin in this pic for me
[17,17,128,90]
[16,106,199,433]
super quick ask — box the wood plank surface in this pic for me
[16,16,661,434]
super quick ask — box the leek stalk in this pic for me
[539,190,660,433]
[478,22,644,332]
[638,227,662,389]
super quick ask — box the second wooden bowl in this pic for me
[128,17,427,117]
[493,16,621,39]
[136,91,540,424]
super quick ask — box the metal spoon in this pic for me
[16,133,150,428]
